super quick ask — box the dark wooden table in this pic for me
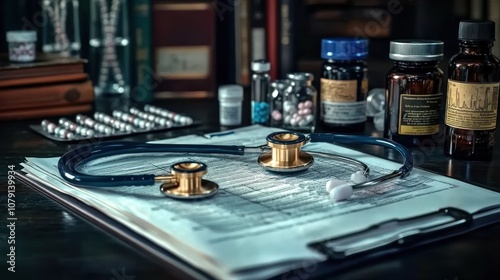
[1,96,500,280]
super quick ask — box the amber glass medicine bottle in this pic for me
[384,40,444,147]
[320,38,368,132]
[444,20,500,160]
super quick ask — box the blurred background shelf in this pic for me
[1,0,499,103]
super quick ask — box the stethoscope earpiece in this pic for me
[158,161,218,199]
[325,171,369,202]
[258,131,314,172]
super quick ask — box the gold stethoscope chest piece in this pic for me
[258,131,314,172]
[158,162,218,199]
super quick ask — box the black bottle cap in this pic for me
[458,20,495,41]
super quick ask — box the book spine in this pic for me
[152,1,216,97]
[0,63,86,80]
[0,80,94,111]
[0,73,88,88]
[266,0,279,80]
[215,0,237,85]
[131,0,154,103]
[233,0,242,85]
[239,0,251,85]
[0,104,92,121]
[279,0,296,79]
[250,0,266,61]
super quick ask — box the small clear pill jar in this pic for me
[6,30,37,62]
[218,84,244,126]
[283,72,317,132]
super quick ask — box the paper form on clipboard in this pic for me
[20,125,500,280]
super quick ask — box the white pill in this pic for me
[271,110,282,121]
[47,124,57,133]
[298,119,308,127]
[104,127,113,134]
[305,114,314,124]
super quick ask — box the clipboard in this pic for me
[16,125,500,279]
[16,171,500,280]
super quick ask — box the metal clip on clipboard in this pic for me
[308,207,473,260]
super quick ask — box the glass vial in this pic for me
[42,0,81,57]
[384,40,444,147]
[444,20,500,160]
[251,59,271,125]
[218,84,244,126]
[283,72,317,132]
[90,0,130,97]
[269,80,288,127]
[320,38,369,132]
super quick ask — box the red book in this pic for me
[266,0,279,80]
[0,79,94,111]
[0,73,88,88]
[0,104,92,120]
[152,1,216,98]
[0,53,86,80]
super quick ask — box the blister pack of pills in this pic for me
[30,105,198,142]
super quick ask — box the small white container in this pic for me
[218,84,244,126]
[6,30,37,62]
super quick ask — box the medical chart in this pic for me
[21,125,500,280]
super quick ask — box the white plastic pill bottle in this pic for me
[6,30,37,62]
[218,84,244,126]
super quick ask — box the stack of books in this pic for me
[0,54,94,120]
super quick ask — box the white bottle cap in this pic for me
[251,59,271,72]
[218,84,244,102]
[6,30,37,42]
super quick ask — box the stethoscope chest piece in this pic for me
[159,162,218,199]
[258,131,314,172]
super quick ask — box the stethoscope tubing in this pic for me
[58,133,413,189]
[58,142,246,187]
[309,133,413,177]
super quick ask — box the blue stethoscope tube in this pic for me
[58,133,413,188]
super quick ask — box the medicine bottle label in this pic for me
[398,94,442,135]
[220,104,241,126]
[320,78,366,123]
[445,80,499,130]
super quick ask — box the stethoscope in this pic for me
[58,131,413,201]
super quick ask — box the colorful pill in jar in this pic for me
[6,30,37,62]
